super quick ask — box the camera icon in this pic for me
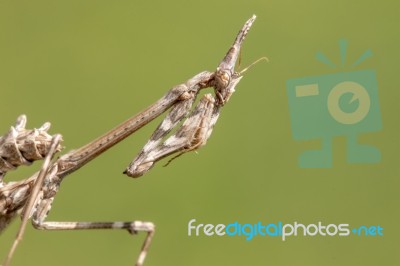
[286,43,382,168]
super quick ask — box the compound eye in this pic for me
[217,70,230,87]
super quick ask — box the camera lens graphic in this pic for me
[327,81,371,125]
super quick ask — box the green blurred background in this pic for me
[0,0,398,265]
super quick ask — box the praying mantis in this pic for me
[0,15,264,266]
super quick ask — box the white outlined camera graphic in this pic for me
[286,40,382,168]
